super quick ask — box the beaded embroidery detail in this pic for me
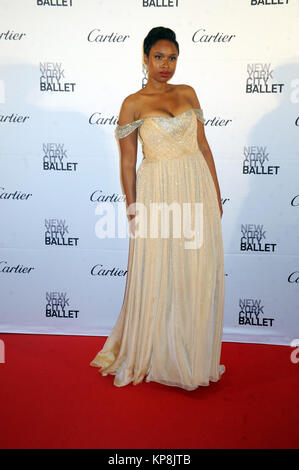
[115,108,205,139]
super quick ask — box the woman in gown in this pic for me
[90,27,226,391]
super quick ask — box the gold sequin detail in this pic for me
[115,118,146,139]
[115,108,205,140]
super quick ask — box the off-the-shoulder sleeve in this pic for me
[193,108,205,124]
[115,119,145,139]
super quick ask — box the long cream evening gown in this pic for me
[90,107,226,391]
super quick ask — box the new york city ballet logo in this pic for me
[239,298,274,327]
[94,201,204,249]
[37,0,73,6]
[43,143,78,171]
[240,224,277,252]
[243,146,280,175]
[246,63,285,94]
[40,62,76,92]
[45,292,79,319]
[251,0,289,5]
[45,219,79,246]
[142,0,179,6]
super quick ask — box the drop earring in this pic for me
[142,64,148,88]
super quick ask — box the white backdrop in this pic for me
[0,0,298,345]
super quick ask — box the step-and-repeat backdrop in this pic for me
[0,0,298,345]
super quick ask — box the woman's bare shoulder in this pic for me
[118,92,143,122]
[179,83,199,96]
[117,93,140,125]
[164,83,201,103]
[179,84,201,107]
[119,92,138,110]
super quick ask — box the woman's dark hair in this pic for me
[143,27,179,57]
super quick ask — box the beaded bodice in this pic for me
[115,108,205,163]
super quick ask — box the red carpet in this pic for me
[0,333,298,449]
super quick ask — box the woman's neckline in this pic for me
[117,107,201,127]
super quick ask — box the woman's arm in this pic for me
[117,96,138,220]
[185,86,223,218]
[197,129,223,219]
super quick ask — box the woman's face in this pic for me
[144,39,178,83]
